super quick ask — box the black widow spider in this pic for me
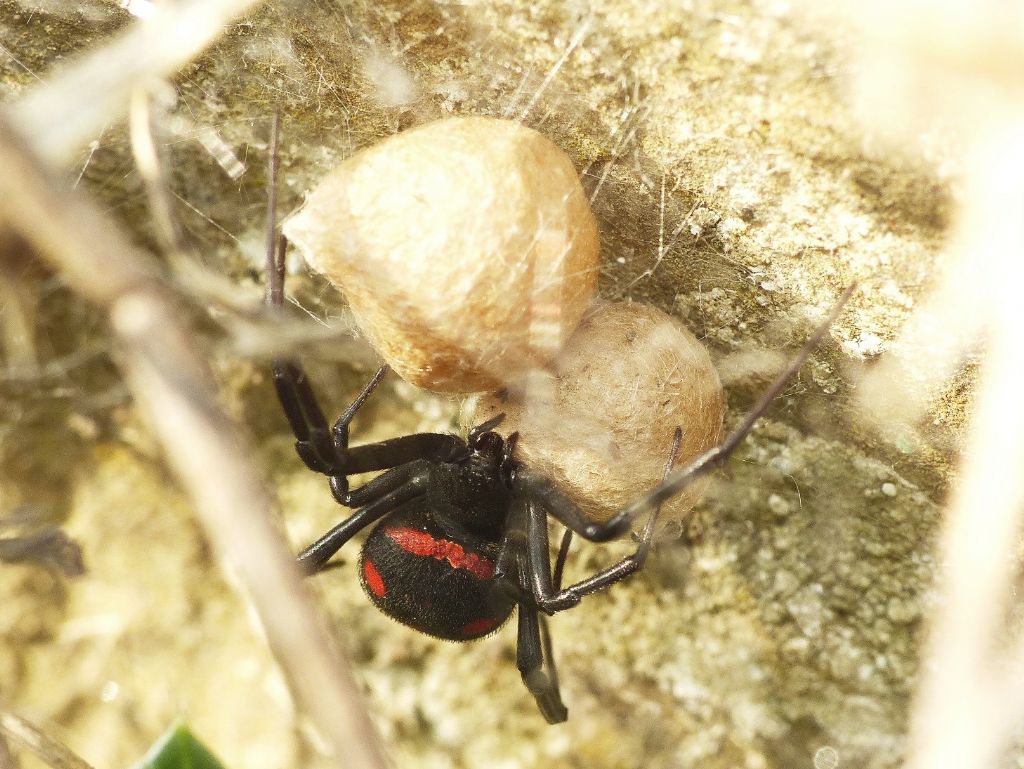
[264,117,856,723]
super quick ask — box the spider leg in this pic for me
[329,364,389,454]
[272,357,346,474]
[262,118,465,497]
[525,429,682,614]
[328,431,466,506]
[491,501,568,723]
[272,355,464,500]
[517,595,568,724]
[296,461,430,574]
[512,283,858,544]
[269,245,423,481]
[263,114,355,477]
[552,528,572,591]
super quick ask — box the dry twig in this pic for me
[0,111,387,769]
[0,708,94,769]
[7,0,265,167]
[840,3,1024,767]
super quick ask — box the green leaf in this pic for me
[132,722,228,769]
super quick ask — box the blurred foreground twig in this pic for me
[0,112,388,769]
[0,708,94,769]
[841,2,1024,767]
[7,0,265,167]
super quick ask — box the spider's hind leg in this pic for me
[515,284,858,550]
[271,357,349,475]
[517,598,568,724]
[494,500,569,722]
[517,285,858,614]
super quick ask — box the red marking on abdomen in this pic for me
[362,558,387,597]
[385,526,495,580]
[461,617,501,637]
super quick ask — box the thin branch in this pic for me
[7,0,265,167]
[128,86,189,263]
[0,709,93,769]
[905,130,1024,769]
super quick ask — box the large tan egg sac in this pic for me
[282,116,600,394]
[477,302,726,536]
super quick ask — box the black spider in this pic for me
[263,118,855,724]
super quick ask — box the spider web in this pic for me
[0,2,970,769]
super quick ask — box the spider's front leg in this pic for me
[515,284,858,613]
[518,428,682,614]
[265,185,399,490]
[272,351,467,491]
[264,137,464,500]
[270,358,376,478]
[267,222,465,505]
[271,356,470,574]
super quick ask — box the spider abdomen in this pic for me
[359,521,513,642]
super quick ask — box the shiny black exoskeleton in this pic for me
[349,418,516,642]
[271,356,683,724]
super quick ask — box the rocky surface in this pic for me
[0,1,959,768]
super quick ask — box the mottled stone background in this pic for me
[0,2,964,768]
